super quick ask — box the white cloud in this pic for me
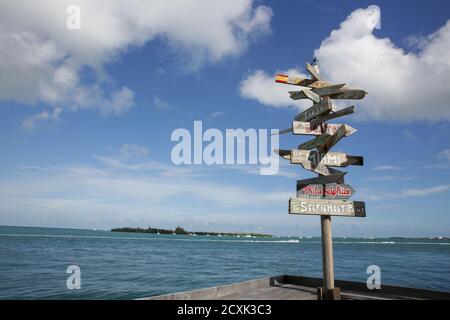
[367,184,450,201]
[22,107,62,131]
[372,165,402,171]
[153,96,174,111]
[209,111,226,120]
[240,6,450,122]
[365,176,413,182]
[440,149,450,162]
[119,143,149,160]
[0,1,272,118]
[315,6,450,122]
[403,129,419,142]
[239,69,310,110]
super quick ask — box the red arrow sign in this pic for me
[297,183,356,200]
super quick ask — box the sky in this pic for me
[0,0,449,237]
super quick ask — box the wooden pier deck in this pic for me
[140,275,450,300]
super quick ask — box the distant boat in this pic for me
[244,235,252,238]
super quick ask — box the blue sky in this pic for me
[0,0,449,237]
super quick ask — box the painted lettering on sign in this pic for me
[289,198,366,217]
[292,122,357,137]
[297,184,355,200]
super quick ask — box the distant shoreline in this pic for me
[111,226,273,238]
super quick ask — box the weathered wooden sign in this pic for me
[312,84,345,97]
[298,124,346,151]
[294,98,332,122]
[289,85,365,101]
[306,62,321,81]
[289,89,321,103]
[298,133,332,150]
[319,124,346,153]
[297,183,355,200]
[328,89,367,100]
[276,149,363,167]
[289,198,366,217]
[310,106,355,128]
[274,122,357,136]
[297,172,346,187]
[294,122,357,136]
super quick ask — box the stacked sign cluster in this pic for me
[274,63,367,218]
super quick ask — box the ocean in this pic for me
[0,225,449,299]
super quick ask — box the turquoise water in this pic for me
[0,225,449,299]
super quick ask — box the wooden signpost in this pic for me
[273,122,357,137]
[274,61,367,300]
[294,98,332,122]
[289,198,366,217]
[297,183,356,200]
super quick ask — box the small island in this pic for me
[111,226,273,238]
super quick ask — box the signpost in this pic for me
[275,149,363,167]
[289,198,366,217]
[297,183,355,200]
[274,122,357,137]
[310,106,355,128]
[274,61,367,300]
[294,98,332,122]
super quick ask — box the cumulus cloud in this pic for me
[240,6,450,122]
[22,108,62,131]
[240,68,310,110]
[0,1,272,120]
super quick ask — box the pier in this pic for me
[140,275,450,300]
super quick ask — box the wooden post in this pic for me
[318,214,341,300]
[321,215,334,289]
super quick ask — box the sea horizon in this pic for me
[1,224,449,240]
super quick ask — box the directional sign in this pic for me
[294,99,332,122]
[297,172,346,187]
[310,106,355,128]
[292,122,357,137]
[298,133,332,150]
[306,63,321,81]
[297,183,355,200]
[289,89,320,103]
[318,124,346,153]
[275,75,352,92]
[312,84,345,97]
[285,149,363,167]
[275,74,315,87]
[328,89,367,100]
[289,198,366,217]
[301,160,336,176]
[275,149,362,176]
